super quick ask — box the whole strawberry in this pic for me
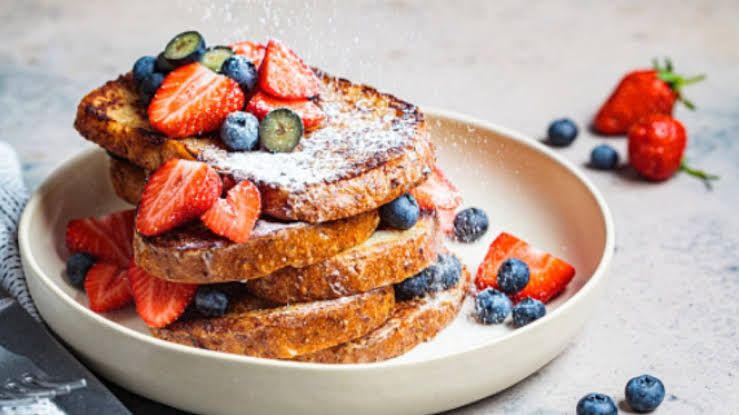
[628,114,686,180]
[594,59,704,135]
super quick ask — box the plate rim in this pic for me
[18,108,615,373]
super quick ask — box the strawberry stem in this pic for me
[680,159,719,190]
[653,58,705,111]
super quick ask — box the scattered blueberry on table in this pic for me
[511,297,546,327]
[546,118,579,147]
[453,207,489,243]
[195,287,229,317]
[220,111,260,151]
[496,258,530,294]
[380,193,419,230]
[576,392,618,415]
[625,374,665,413]
[65,252,96,289]
[590,144,620,170]
[475,288,512,324]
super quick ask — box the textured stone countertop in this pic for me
[2,1,737,413]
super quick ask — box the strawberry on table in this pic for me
[593,59,705,135]
[84,262,133,312]
[476,232,575,303]
[128,265,197,328]
[231,40,266,67]
[259,39,320,99]
[136,159,222,236]
[65,209,135,267]
[148,62,245,138]
[202,180,261,243]
[246,90,325,129]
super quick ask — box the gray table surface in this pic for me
[2,1,737,413]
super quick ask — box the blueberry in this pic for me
[138,72,164,103]
[496,258,530,295]
[511,297,546,327]
[380,194,419,230]
[625,374,665,413]
[220,111,260,151]
[590,144,620,170]
[132,56,157,85]
[65,253,95,289]
[474,288,512,324]
[547,118,579,147]
[428,254,462,292]
[394,269,432,300]
[453,207,489,243]
[576,393,618,415]
[195,287,229,317]
[221,55,259,93]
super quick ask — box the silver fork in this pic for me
[0,372,86,407]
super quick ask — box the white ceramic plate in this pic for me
[19,110,614,415]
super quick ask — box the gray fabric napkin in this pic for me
[0,141,39,320]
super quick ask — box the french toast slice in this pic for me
[152,285,395,359]
[75,71,435,223]
[296,263,470,364]
[108,156,381,283]
[248,214,439,303]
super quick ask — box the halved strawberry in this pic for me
[65,209,135,267]
[128,265,197,328]
[148,62,245,138]
[84,262,133,312]
[231,40,266,67]
[475,232,576,303]
[411,166,462,211]
[136,159,222,236]
[201,180,261,243]
[246,90,325,129]
[259,39,320,99]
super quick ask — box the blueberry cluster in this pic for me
[543,119,621,170]
[394,254,462,300]
[576,374,665,414]
[474,258,546,327]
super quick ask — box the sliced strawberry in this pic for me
[476,232,576,303]
[65,209,135,267]
[84,263,133,312]
[437,207,458,236]
[231,40,266,67]
[148,62,245,138]
[136,159,222,236]
[246,90,325,129]
[258,39,320,99]
[128,265,197,328]
[411,166,462,211]
[201,180,261,243]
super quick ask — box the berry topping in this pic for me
[411,166,462,211]
[221,55,259,93]
[511,297,546,327]
[84,262,133,312]
[246,91,325,130]
[65,253,96,289]
[136,159,222,236]
[155,52,176,74]
[147,62,245,138]
[128,265,197,328]
[162,30,206,67]
[496,258,530,295]
[201,180,261,243]
[431,254,462,291]
[474,288,512,325]
[132,56,157,85]
[576,393,618,415]
[394,269,432,301]
[546,118,578,147]
[199,46,234,73]
[220,111,260,152]
[590,144,620,170]
[259,39,320,99]
[476,232,575,303]
[138,72,164,104]
[258,108,304,153]
[195,286,229,317]
[453,207,489,243]
[625,374,665,413]
[65,209,135,267]
[231,40,266,68]
[380,193,420,230]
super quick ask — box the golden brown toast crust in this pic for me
[152,285,395,359]
[295,265,470,364]
[75,72,435,223]
[247,215,439,303]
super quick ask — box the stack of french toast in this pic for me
[68,33,472,363]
